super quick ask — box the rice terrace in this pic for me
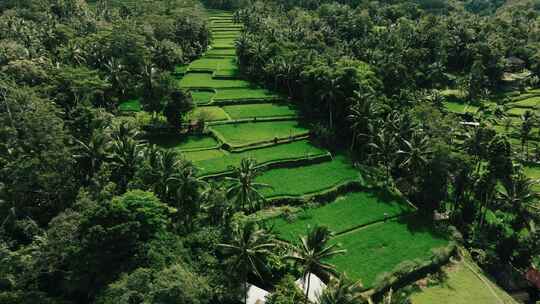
[1,0,539,303]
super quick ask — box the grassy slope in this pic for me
[411,258,518,304]
[223,103,297,119]
[151,135,218,151]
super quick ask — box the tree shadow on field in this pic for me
[395,213,448,240]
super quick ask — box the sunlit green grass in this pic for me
[223,103,297,119]
[213,88,279,101]
[329,216,448,287]
[511,96,540,108]
[183,149,226,162]
[206,48,236,56]
[255,155,359,197]
[443,102,479,114]
[151,135,218,151]
[210,121,309,146]
[188,58,237,71]
[269,191,414,241]
[188,106,229,121]
[195,140,327,176]
[189,90,215,104]
[180,72,250,88]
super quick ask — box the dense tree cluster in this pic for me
[236,0,540,286]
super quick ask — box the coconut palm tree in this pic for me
[317,274,364,304]
[498,172,540,228]
[347,89,380,152]
[74,131,109,182]
[286,226,346,304]
[318,76,342,129]
[218,223,275,304]
[108,136,144,192]
[368,130,398,185]
[397,131,432,177]
[226,158,271,212]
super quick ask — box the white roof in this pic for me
[246,284,270,304]
[295,273,327,303]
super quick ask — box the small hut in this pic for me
[246,284,270,304]
[295,273,327,303]
[506,56,526,73]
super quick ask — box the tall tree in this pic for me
[226,158,271,212]
[219,223,275,304]
[286,226,346,304]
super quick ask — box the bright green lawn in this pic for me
[223,103,297,119]
[444,102,479,114]
[195,140,327,176]
[270,191,414,241]
[524,165,540,191]
[183,149,226,162]
[190,90,215,104]
[210,121,309,146]
[119,99,141,112]
[213,88,279,101]
[213,68,239,78]
[213,38,236,48]
[152,135,219,151]
[189,106,229,121]
[180,73,250,88]
[329,216,448,287]
[411,260,517,304]
[256,155,359,198]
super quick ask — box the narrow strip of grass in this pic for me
[269,191,414,242]
[213,88,279,101]
[183,149,226,162]
[119,99,141,112]
[180,72,250,88]
[190,90,215,104]
[188,106,229,121]
[151,135,219,151]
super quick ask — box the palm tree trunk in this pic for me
[329,99,333,129]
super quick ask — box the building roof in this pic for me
[246,284,270,304]
[295,273,327,303]
[525,268,540,289]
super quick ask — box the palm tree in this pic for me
[317,274,364,304]
[218,223,275,304]
[498,172,540,228]
[74,131,109,181]
[347,89,380,152]
[226,158,271,212]
[167,162,206,231]
[368,130,398,185]
[286,226,346,304]
[108,136,144,192]
[397,131,432,176]
[318,76,342,129]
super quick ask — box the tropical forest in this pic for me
[1,0,540,303]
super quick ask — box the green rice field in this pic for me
[180,72,250,88]
[195,140,327,176]
[511,96,540,108]
[152,135,219,151]
[270,191,414,241]
[444,102,479,114]
[223,103,297,119]
[206,48,236,56]
[183,149,226,162]
[189,106,229,121]
[329,216,448,287]
[256,156,359,198]
[190,90,215,104]
[188,57,237,71]
[213,88,279,101]
[210,120,309,146]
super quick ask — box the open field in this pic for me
[195,140,328,176]
[151,135,219,151]
[180,72,250,88]
[411,258,518,304]
[511,96,540,108]
[255,155,359,198]
[210,121,309,146]
[329,216,448,287]
[269,191,414,241]
[223,103,297,119]
[443,101,479,114]
[213,88,279,101]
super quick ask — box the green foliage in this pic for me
[266,275,304,304]
[164,89,195,128]
[210,121,309,147]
